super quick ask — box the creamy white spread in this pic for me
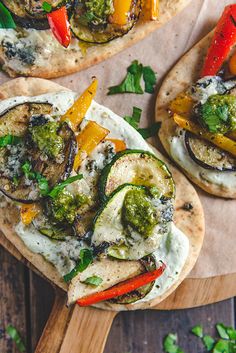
[169,129,236,189]
[0,91,189,305]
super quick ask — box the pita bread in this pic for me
[156,32,236,199]
[0,78,204,311]
[0,0,190,78]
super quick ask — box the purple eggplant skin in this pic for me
[185,132,236,172]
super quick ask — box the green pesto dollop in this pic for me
[30,121,64,159]
[122,188,158,237]
[50,189,88,224]
[83,0,114,25]
[199,94,236,133]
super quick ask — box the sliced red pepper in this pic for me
[201,4,236,77]
[47,6,71,48]
[77,262,166,307]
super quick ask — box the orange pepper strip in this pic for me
[74,121,110,170]
[20,204,41,226]
[61,79,98,131]
[110,0,132,26]
[169,92,194,118]
[77,262,166,307]
[143,0,159,20]
[173,113,236,157]
[229,51,236,75]
[105,138,126,152]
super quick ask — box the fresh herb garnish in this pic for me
[6,325,26,352]
[163,333,184,353]
[63,248,93,282]
[108,60,156,95]
[0,2,16,29]
[203,335,215,351]
[82,276,103,287]
[143,65,157,93]
[21,161,49,196]
[42,1,52,12]
[191,325,203,338]
[138,122,161,139]
[124,106,142,129]
[0,135,22,148]
[48,174,83,198]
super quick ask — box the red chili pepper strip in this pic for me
[201,4,236,77]
[77,262,166,307]
[47,6,71,48]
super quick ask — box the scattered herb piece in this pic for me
[6,325,26,352]
[138,122,161,139]
[0,3,16,29]
[48,174,83,198]
[216,324,230,340]
[213,339,231,353]
[163,333,184,353]
[203,335,215,351]
[143,65,157,93]
[21,161,49,195]
[0,135,22,148]
[165,232,172,254]
[108,61,144,95]
[22,161,38,180]
[124,107,142,129]
[42,1,52,12]
[63,249,93,282]
[82,276,103,287]
[191,325,204,338]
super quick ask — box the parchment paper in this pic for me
[0,0,235,278]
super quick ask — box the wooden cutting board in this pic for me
[1,231,236,353]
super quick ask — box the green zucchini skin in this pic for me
[98,149,175,202]
[69,0,142,44]
[109,255,156,305]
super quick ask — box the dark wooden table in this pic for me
[1,246,235,353]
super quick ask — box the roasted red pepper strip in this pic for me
[201,4,236,77]
[47,6,71,48]
[77,262,166,306]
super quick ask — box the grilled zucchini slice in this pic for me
[99,150,175,200]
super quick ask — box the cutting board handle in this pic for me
[35,291,117,353]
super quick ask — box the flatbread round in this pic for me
[156,32,236,199]
[0,0,190,78]
[0,78,204,311]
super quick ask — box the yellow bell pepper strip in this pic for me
[110,0,132,26]
[61,79,98,131]
[74,121,110,170]
[169,92,194,118]
[143,0,159,20]
[173,113,236,158]
[20,204,41,226]
[105,138,127,152]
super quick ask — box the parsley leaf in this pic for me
[42,1,52,12]
[124,107,142,129]
[6,325,26,352]
[21,161,49,196]
[0,135,22,148]
[163,333,184,353]
[143,65,157,93]
[213,339,231,353]
[108,61,144,95]
[191,325,203,338]
[48,174,83,198]
[138,122,161,139]
[82,276,103,286]
[203,335,215,351]
[216,324,230,340]
[63,249,93,282]
[22,161,37,180]
[0,2,16,29]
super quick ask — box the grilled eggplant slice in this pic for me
[70,0,141,44]
[185,132,236,171]
[73,207,96,239]
[109,255,156,304]
[0,103,77,203]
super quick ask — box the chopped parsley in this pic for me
[163,333,184,353]
[42,1,52,12]
[191,325,203,338]
[6,325,26,352]
[0,2,16,29]
[82,276,103,287]
[0,135,22,148]
[63,249,93,282]
[138,122,161,139]
[124,106,142,129]
[108,60,157,95]
[21,161,49,196]
[203,335,215,351]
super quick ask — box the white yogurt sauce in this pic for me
[0,90,189,304]
[169,129,236,189]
